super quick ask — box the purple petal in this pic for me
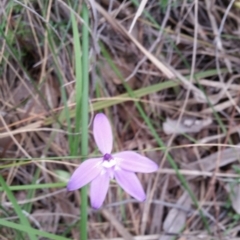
[93,113,113,155]
[67,158,102,191]
[90,172,110,209]
[113,151,158,173]
[114,170,146,201]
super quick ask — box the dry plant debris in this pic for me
[1,0,240,239]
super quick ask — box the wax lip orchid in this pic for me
[67,113,158,209]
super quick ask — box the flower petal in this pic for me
[114,170,146,201]
[67,158,102,191]
[113,151,158,173]
[90,172,110,209]
[93,113,113,154]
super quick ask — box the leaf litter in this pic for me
[1,0,240,239]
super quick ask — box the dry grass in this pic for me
[1,0,240,239]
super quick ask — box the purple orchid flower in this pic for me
[67,113,158,209]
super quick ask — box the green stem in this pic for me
[80,3,89,240]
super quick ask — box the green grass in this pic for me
[79,4,90,239]
[0,182,65,191]
[0,175,37,239]
[0,219,70,240]
[70,3,90,240]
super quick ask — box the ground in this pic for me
[0,0,240,239]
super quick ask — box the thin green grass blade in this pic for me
[0,182,65,191]
[0,219,70,240]
[80,3,90,240]
[70,6,88,239]
[70,10,82,155]
[0,175,37,240]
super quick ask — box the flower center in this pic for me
[102,153,116,168]
[103,153,112,161]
